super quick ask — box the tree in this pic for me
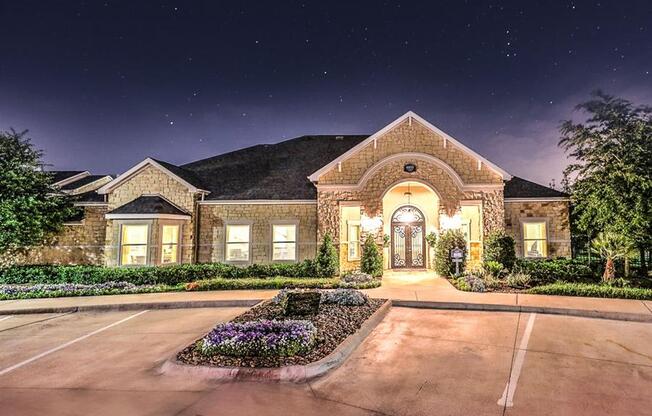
[591,232,634,281]
[434,229,467,277]
[360,234,383,277]
[0,130,75,266]
[482,231,516,270]
[315,233,339,277]
[559,91,652,275]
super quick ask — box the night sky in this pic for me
[1,1,650,185]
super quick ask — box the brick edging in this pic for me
[158,299,393,383]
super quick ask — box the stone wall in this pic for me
[17,205,108,265]
[318,118,503,185]
[504,200,571,258]
[196,203,318,264]
[104,164,199,265]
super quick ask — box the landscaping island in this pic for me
[175,289,387,370]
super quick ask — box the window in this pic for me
[161,225,180,264]
[226,224,250,262]
[120,224,149,266]
[347,221,361,260]
[523,221,547,258]
[272,224,297,261]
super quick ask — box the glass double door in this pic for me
[391,222,425,269]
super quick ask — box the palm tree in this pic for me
[591,232,634,281]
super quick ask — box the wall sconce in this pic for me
[361,215,383,233]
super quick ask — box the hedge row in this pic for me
[514,258,595,285]
[527,282,652,300]
[0,261,323,286]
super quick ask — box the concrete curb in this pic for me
[159,299,392,383]
[0,299,263,315]
[392,300,652,323]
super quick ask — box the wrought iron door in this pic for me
[391,206,426,268]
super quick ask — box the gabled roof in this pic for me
[504,177,569,199]
[308,111,512,182]
[49,170,90,186]
[97,158,209,194]
[60,174,113,191]
[106,195,190,218]
[181,135,368,200]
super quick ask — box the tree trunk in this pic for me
[603,257,615,281]
[640,247,648,277]
[624,257,630,278]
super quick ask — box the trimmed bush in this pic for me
[0,261,321,286]
[434,229,467,277]
[514,258,595,285]
[483,231,516,270]
[360,235,383,277]
[321,288,369,306]
[483,260,504,278]
[186,277,341,291]
[0,281,174,301]
[527,282,652,300]
[315,233,339,277]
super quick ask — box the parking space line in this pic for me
[498,312,536,408]
[0,316,11,322]
[0,310,149,377]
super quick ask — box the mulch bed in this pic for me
[176,298,386,368]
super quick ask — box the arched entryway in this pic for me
[390,205,426,269]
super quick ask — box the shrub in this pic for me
[315,233,339,277]
[461,274,486,292]
[514,258,595,285]
[360,235,383,277]
[434,229,467,277]
[483,260,504,278]
[201,319,316,357]
[341,272,374,284]
[0,281,172,301]
[527,282,652,300]
[186,277,341,291]
[506,272,532,289]
[0,261,322,286]
[320,288,368,306]
[483,231,516,270]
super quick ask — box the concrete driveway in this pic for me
[0,307,651,415]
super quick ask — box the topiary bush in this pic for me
[434,229,467,277]
[483,231,516,270]
[360,234,383,277]
[315,233,339,277]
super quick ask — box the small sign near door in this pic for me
[451,247,464,275]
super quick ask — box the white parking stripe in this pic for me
[0,316,11,322]
[498,313,536,408]
[0,310,148,376]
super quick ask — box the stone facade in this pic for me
[104,165,199,265]
[19,205,108,265]
[196,203,318,264]
[504,200,572,258]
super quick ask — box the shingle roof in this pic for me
[504,176,568,199]
[180,135,369,200]
[152,159,207,190]
[49,171,86,184]
[72,190,106,203]
[60,174,112,190]
[107,195,190,216]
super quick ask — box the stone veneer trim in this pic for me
[308,111,512,182]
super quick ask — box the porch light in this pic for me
[440,212,463,230]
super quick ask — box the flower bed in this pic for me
[177,289,386,368]
[202,320,316,357]
[0,281,172,300]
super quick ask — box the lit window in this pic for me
[523,221,547,258]
[348,221,361,260]
[161,225,180,264]
[272,224,297,261]
[226,224,250,261]
[120,224,149,266]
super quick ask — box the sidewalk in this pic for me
[1,272,651,320]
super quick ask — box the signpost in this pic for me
[451,247,464,275]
